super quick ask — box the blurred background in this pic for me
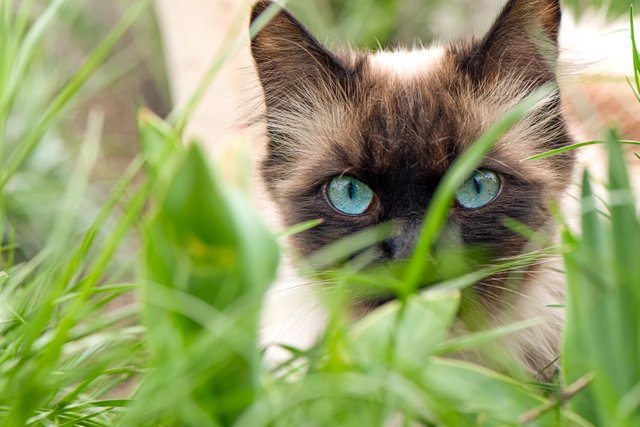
[290,0,634,48]
[6,0,638,258]
[5,0,167,258]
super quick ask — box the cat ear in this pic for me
[250,1,350,110]
[462,0,561,86]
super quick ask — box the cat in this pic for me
[249,0,640,377]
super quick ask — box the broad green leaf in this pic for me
[236,371,439,427]
[348,290,460,369]
[419,358,592,427]
[143,144,279,424]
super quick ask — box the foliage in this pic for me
[0,0,151,425]
[564,0,640,17]
[559,13,640,425]
[561,134,640,427]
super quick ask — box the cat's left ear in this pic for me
[250,1,351,110]
[462,0,561,86]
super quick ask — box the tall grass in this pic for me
[559,10,640,426]
[561,133,640,427]
[0,1,638,426]
[0,1,151,425]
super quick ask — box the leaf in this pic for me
[137,107,182,177]
[348,290,460,369]
[419,358,591,427]
[142,143,279,424]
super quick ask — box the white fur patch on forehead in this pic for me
[369,47,446,78]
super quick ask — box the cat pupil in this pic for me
[348,181,355,199]
[473,177,482,194]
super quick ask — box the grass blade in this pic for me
[523,140,640,161]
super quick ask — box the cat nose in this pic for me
[381,220,422,260]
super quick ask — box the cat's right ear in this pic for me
[250,1,350,109]
[461,0,561,87]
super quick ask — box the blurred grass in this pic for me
[288,0,640,49]
[1,0,169,258]
[561,133,640,426]
[0,1,155,425]
[564,0,640,16]
[288,0,506,48]
[0,0,638,426]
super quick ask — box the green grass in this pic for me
[564,0,640,17]
[561,133,640,427]
[0,1,639,426]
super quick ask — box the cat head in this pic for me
[250,0,575,303]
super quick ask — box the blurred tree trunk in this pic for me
[153,0,259,160]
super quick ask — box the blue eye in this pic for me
[456,170,501,209]
[326,176,374,215]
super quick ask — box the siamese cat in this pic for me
[250,0,639,376]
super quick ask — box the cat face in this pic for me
[250,0,575,304]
